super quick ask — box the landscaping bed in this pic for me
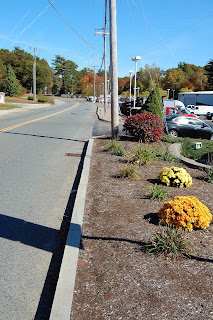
[70,138,213,320]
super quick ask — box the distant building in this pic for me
[178,91,213,106]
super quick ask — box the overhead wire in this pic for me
[48,0,102,53]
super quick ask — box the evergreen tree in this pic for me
[142,87,164,119]
[3,64,20,96]
[204,59,213,90]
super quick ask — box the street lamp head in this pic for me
[129,70,133,74]
[131,56,141,62]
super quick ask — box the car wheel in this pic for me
[169,129,178,138]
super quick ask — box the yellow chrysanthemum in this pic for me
[159,196,212,231]
[157,167,192,188]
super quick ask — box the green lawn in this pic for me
[0,105,21,110]
[161,135,213,160]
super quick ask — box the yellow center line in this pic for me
[0,103,79,133]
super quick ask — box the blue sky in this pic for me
[0,0,213,77]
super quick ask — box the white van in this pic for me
[189,105,213,115]
[163,99,185,109]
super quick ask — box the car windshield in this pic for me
[178,107,190,114]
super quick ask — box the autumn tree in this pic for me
[137,64,164,91]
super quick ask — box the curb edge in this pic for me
[49,137,94,320]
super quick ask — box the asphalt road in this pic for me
[0,98,109,320]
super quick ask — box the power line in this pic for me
[48,0,102,53]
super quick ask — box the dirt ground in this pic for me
[70,138,213,320]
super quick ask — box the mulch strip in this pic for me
[70,138,213,320]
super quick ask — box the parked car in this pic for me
[205,112,213,120]
[120,98,144,116]
[165,115,213,140]
[165,106,197,118]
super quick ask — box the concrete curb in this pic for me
[168,143,212,170]
[49,137,94,320]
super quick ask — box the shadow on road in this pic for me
[2,131,87,143]
[0,141,88,320]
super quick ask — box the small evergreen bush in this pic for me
[141,87,164,119]
[123,113,164,142]
[28,96,33,100]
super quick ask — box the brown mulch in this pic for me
[70,138,213,320]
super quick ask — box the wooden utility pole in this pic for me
[109,0,119,139]
[29,47,41,101]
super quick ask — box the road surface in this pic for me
[0,98,110,320]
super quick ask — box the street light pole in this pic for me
[137,87,140,97]
[129,70,133,103]
[92,66,98,103]
[131,56,141,109]
[172,89,175,99]
[167,88,170,99]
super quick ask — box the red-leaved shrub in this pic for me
[123,113,164,142]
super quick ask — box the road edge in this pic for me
[49,137,94,320]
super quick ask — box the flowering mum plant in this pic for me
[158,166,192,188]
[159,196,212,231]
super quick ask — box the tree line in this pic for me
[0,47,212,98]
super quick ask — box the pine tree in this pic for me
[204,59,213,90]
[142,87,164,119]
[3,64,20,96]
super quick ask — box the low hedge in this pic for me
[38,97,48,103]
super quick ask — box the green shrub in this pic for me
[147,183,169,201]
[38,97,48,103]
[131,142,157,165]
[28,96,33,100]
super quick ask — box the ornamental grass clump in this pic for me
[117,164,141,181]
[131,142,157,165]
[159,196,212,231]
[145,224,190,260]
[105,139,127,156]
[158,166,192,188]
